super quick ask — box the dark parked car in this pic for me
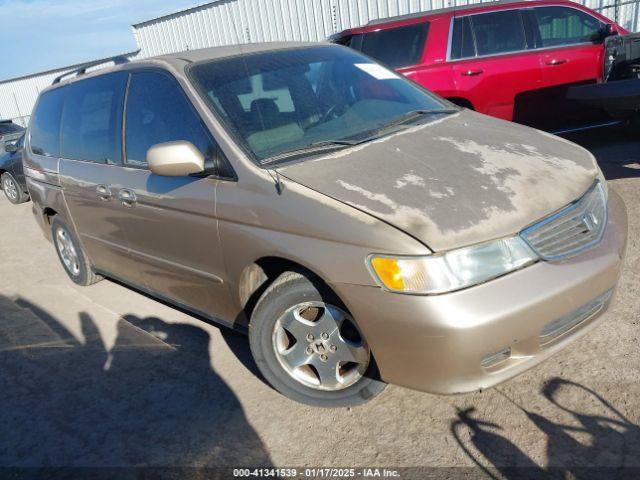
[0,120,25,153]
[567,31,640,131]
[0,134,29,204]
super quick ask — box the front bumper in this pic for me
[331,189,628,395]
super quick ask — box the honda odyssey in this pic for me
[24,43,627,407]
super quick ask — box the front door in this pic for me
[117,70,231,320]
[8,135,26,187]
[526,5,608,129]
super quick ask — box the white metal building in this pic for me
[0,52,138,127]
[1,0,639,126]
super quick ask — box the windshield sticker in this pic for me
[355,63,399,80]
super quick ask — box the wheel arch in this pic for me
[237,256,339,326]
[446,97,475,110]
[42,207,58,225]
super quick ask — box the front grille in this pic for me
[540,289,613,347]
[520,182,607,261]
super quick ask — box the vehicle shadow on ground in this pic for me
[103,275,267,383]
[451,377,640,480]
[0,295,272,470]
[567,129,640,181]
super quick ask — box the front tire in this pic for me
[1,173,28,204]
[51,216,101,286]
[249,271,387,407]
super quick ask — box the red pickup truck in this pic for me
[330,0,630,132]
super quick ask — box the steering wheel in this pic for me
[320,104,339,123]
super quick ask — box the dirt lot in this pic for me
[0,129,639,479]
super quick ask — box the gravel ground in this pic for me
[0,128,638,479]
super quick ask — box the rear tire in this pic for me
[1,173,28,204]
[51,216,102,286]
[249,270,387,407]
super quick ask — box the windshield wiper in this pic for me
[259,109,457,166]
[385,109,458,129]
[260,140,359,166]
[349,108,458,145]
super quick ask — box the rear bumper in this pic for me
[332,189,628,394]
[567,78,640,116]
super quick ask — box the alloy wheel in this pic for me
[3,177,18,201]
[272,301,370,391]
[55,228,81,276]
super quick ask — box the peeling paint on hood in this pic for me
[278,110,599,252]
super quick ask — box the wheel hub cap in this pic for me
[56,228,81,276]
[273,301,370,391]
[3,178,17,200]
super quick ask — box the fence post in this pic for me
[12,92,24,127]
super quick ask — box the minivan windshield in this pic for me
[189,46,453,164]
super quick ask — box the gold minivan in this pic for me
[24,43,627,406]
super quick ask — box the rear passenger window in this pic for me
[61,72,127,164]
[124,71,218,171]
[471,10,527,56]
[30,88,65,157]
[353,23,429,69]
[451,16,476,59]
[531,6,604,47]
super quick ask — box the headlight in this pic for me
[597,170,608,200]
[368,236,538,295]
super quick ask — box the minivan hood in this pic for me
[278,110,599,252]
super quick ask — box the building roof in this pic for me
[132,1,219,28]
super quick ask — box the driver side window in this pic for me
[124,71,219,173]
[531,6,604,47]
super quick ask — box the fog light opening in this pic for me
[481,347,512,369]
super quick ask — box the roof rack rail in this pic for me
[365,0,526,26]
[52,55,131,85]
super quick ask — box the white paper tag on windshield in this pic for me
[355,63,399,80]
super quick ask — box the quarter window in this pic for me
[60,72,127,164]
[30,88,65,157]
[124,71,219,171]
[531,6,604,47]
[471,10,527,56]
[350,23,430,69]
[451,16,476,59]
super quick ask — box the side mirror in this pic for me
[147,141,205,177]
[4,143,18,153]
[595,24,616,42]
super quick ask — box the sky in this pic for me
[0,0,203,81]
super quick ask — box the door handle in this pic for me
[461,69,484,76]
[546,58,568,66]
[96,185,112,202]
[118,189,137,208]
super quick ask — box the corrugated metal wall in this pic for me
[132,0,640,58]
[0,54,136,126]
[0,72,56,127]
[1,0,639,125]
